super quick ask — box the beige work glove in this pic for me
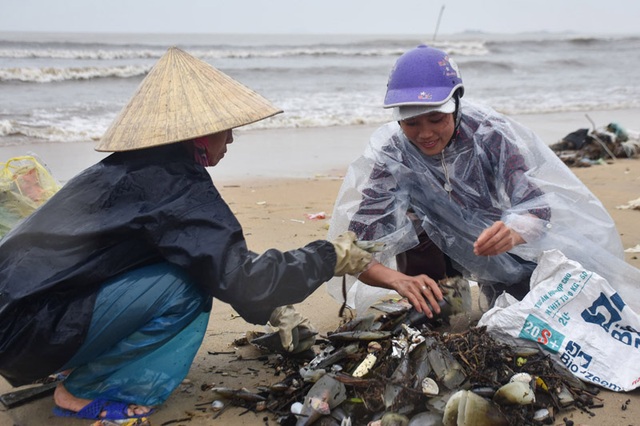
[268,305,317,353]
[331,231,374,276]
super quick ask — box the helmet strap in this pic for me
[453,91,463,131]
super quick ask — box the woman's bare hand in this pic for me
[474,220,525,256]
[359,263,444,317]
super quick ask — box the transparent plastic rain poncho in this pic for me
[327,101,639,314]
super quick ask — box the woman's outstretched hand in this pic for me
[359,263,444,318]
[474,220,525,256]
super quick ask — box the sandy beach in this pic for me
[1,109,639,425]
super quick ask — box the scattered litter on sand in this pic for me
[549,118,640,167]
[196,279,605,426]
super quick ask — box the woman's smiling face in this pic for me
[399,112,455,156]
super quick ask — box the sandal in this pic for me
[53,397,154,420]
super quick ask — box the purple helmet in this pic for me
[384,45,464,109]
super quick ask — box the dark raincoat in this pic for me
[0,143,335,386]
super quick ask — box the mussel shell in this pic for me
[381,412,410,426]
[327,330,393,342]
[510,372,533,384]
[291,401,303,415]
[443,390,509,426]
[408,411,444,426]
[461,391,509,426]
[469,386,496,399]
[442,390,465,426]
[421,377,440,396]
[210,387,266,402]
[493,381,536,405]
[533,407,553,422]
[352,353,377,378]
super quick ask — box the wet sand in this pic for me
[0,110,639,425]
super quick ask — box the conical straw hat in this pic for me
[95,47,282,152]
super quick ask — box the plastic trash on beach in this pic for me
[479,249,640,392]
[0,155,60,238]
[549,120,640,166]
[305,211,327,220]
[616,197,640,210]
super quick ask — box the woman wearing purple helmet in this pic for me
[327,45,626,316]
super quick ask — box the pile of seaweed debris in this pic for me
[202,297,603,426]
[550,119,640,167]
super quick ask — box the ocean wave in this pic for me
[0,48,161,60]
[0,120,14,137]
[0,40,489,61]
[2,96,638,147]
[431,40,490,56]
[482,96,640,116]
[2,34,636,62]
[0,65,150,83]
[0,46,403,60]
[460,59,514,73]
[0,115,108,143]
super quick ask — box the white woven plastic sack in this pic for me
[479,249,640,392]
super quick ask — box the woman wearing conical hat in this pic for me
[0,47,372,421]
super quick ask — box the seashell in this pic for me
[269,382,292,392]
[443,390,509,426]
[352,353,377,378]
[469,386,496,399]
[315,416,342,426]
[556,384,575,407]
[493,381,535,405]
[424,337,466,390]
[407,411,444,426]
[299,366,327,382]
[426,392,451,414]
[442,390,465,426]
[328,407,350,424]
[210,400,224,411]
[291,401,303,415]
[210,387,266,402]
[533,407,552,422]
[460,391,510,426]
[421,377,439,396]
[368,341,383,353]
[310,343,359,371]
[410,343,433,389]
[327,330,393,342]
[510,372,533,384]
[384,356,410,409]
[296,375,347,426]
[380,412,410,426]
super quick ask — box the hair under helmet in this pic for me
[384,45,464,121]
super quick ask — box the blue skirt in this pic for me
[60,262,210,406]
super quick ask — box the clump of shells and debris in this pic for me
[202,278,604,426]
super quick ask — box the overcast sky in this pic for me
[1,0,639,35]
